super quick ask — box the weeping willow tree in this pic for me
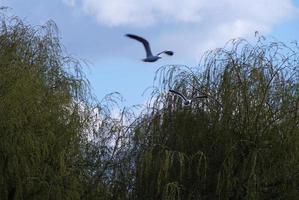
[0,11,139,200]
[0,13,93,199]
[79,93,139,200]
[1,10,298,200]
[133,37,299,199]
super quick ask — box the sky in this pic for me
[1,0,299,108]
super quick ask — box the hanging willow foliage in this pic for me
[1,10,298,200]
[0,13,92,199]
[133,37,299,200]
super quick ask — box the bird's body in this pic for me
[142,56,161,62]
[126,34,173,62]
[169,89,207,106]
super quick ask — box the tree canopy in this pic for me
[0,12,298,200]
[0,14,91,199]
[133,37,299,199]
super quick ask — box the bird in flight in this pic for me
[169,89,207,106]
[126,33,174,62]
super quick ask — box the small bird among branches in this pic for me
[169,89,207,106]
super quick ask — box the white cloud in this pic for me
[66,0,297,27]
[63,0,298,59]
[62,0,76,7]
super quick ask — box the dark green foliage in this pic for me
[0,11,298,200]
[133,38,299,199]
[79,100,138,200]
[0,15,91,199]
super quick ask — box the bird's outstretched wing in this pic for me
[157,50,174,56]
[169,90,187,101]
[126,34,153,57]
[192,95,208,101]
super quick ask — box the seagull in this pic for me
[126,34,174,62]
[169,89,207,106]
